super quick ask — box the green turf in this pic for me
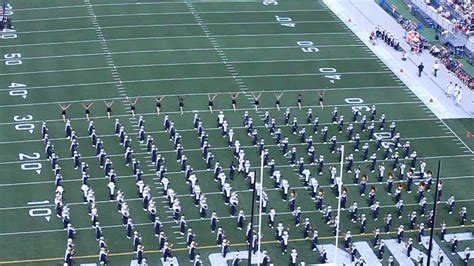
[0,0,473,265]
[442,118,474,151]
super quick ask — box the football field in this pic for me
[0,0,473,265]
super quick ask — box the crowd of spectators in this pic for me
[429,44,474,89]
[426,0,473,37]
[400,18,418,32]
[379,0,474,89]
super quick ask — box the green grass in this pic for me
[0,0,473,265]
[443,118,474,151]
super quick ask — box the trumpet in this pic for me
[397,182,404,190]
[318,189,324,196]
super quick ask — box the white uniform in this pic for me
[447,82,454,97]
[455,90,462,105]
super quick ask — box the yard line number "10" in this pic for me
[27,200,52,222]
[1,29,17,40]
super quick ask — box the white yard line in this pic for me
[0,126,452,146]
[0,198,472,236]
[83,1,127,106]
[84,0,181,224]
[105,20,344,27]
[0,32,352,49]
[14,9,331,23]
[0,39,101,48]
[0,117,442,143]
[0,55,374,75]
[0,70,391,93]
[0,84,398,107]
[15,20,344,35]
[11,2,187,12]
[1,56,375,76]
[0,149,470,171]
[12,2,330,11]
[1,175,473,211]
[121,71,393,84]
[17,27,96,34]
[4,0,469,253]
[1,148,473,186]
[0,54,372,74]
[5,45,367,61]
[0,66,111,76]
[13,5,86,11]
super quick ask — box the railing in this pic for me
[410,0,474,52]
[411,0,454,31]
[456,32,474,53]
[438,0,467,23]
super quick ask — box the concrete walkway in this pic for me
[324,0,473,118]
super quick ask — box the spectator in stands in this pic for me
[430,45,441,57]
